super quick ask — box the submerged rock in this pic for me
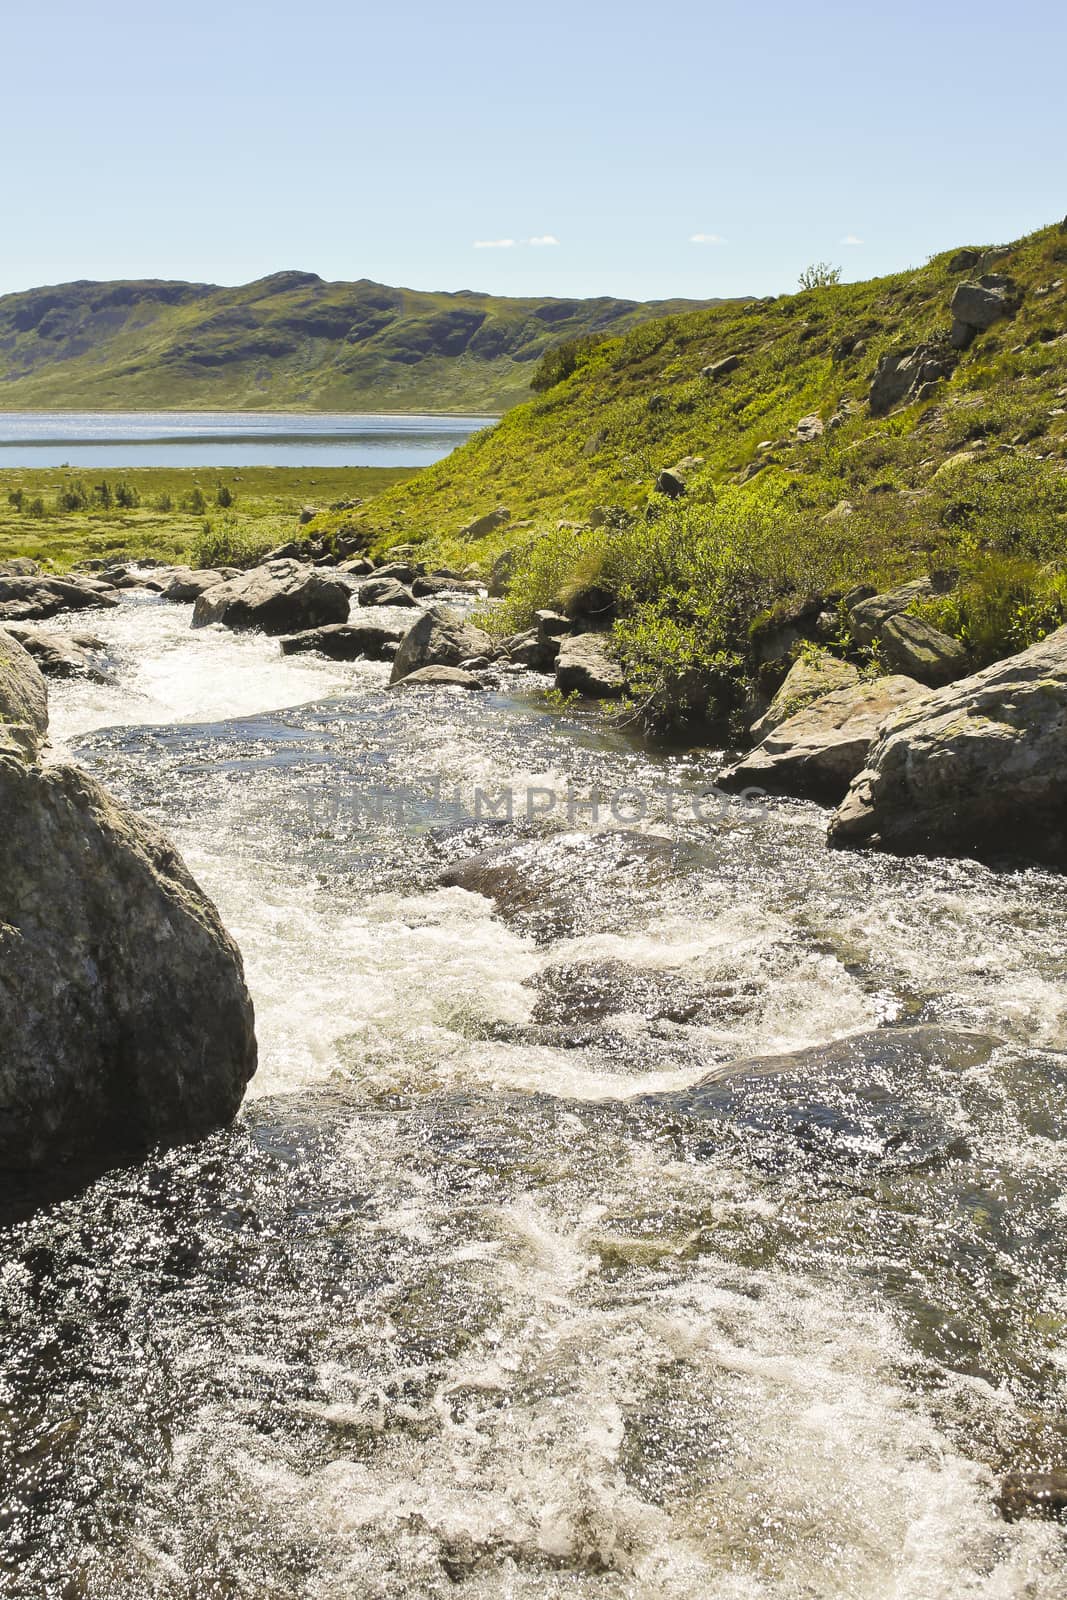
[830,625,1067,865]
[719,676,928,802]
[192,560,350,635]
[389,605,493,684]
[997,1471,1067,1522]
[0,755,257,1177]
[555,633,626,698]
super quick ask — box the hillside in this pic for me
[0,273,720,414]
[318,218,1067,727]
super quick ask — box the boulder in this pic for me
[701,354,741,379]
[372,561,420,584]
[297,505,320,525]
[878,612,968,686]
[0,630,49,760]
[0,575,121,624]
[192,560,351,635]
[555,633,626,699]
[356,577,418,608]
[947,248,982,273]
[412,574,484,598]
[719,675,929,802]
[280,614,410,661]
[4,626,114,685]
[459,506,511,541]
[0,558,42,577]
[795,413,825,442]
[339,557,375,577]
[829,626,1067,865]
[869,340,957,416]
[161,567,233,603]
[848,575,956,645]
[949,275,1020,344]
[0,755,257,1177]
[389,605,493,684]
[655,456,704,499]
[387,666,484,691]
[750,652,860,741]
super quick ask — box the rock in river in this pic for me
[280,614,409,661]
[750,651,860,741]
[0,629,50,759]
[389,605,493,684]
[0,574,121,625]
[830,625,1067,865]
[388,665,484,691]
[555,633,626,699]
[192,560,350,635]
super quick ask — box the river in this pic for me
[1,591,1065,1597]
[0,412,496,469]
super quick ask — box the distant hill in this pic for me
[0,272,727,413]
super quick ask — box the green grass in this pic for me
[0,274,725,414]
[0,465,415,572]
[308,218,1067,729]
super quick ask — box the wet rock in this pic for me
[830,625,1067,866]
[459,506,510,541]
[356,577,418,608]
[555,633,626,698]
[719,675,929,803]
[389,605,493,684]
[0,575,121,624]
[3,626,115,685]
[878,612,969,686]
[192,560,351,635]
[279,614,409,661]
[750,652,860,741]
[869,340,957,416]
[0,755,257,1177]
[339,557,375,577]
[0,629,49,760]
[997,1471,1067,1522]
[500,629,545,669]
[530,959,723,1028]
[387,665,484,691]
[641,1026,993,1172]
[161,567,233,603]
[372,561,420,585]
[412,574,483,598]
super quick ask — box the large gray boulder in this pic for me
[390,606,493,684]
[161,567,234,603]
[949,275,1020,347]
[356,577,418,608]
[0,755,257,1177]
[4,626,114,685]
[280,614,409,661]
[750,652,860,741]
[192,560,350,634]
[0,558,42,577]
[878,612,968,686]
[829,626,1067,865]
[388,666,484,691]
[0,575,121,624]
[719,676,929,802]
[0,630,49,760]
[555,633,626,699]
[868,341,957,415]
[848,575,955,646]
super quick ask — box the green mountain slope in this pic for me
[321,219,1067,727]
[0,272,722,413]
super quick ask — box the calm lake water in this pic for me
[0,410,497,468]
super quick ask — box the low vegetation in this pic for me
[0,466,414,572]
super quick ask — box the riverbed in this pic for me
[1,591,1065,1597]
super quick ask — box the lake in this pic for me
[0,410,497,468]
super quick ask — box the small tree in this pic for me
[115,480,140,509]
[798,262,842,291]
[215,482,235,508]
[94,479,113,509]
[185,486,206,514]
[8,488,24,510]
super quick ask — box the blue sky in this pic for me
[1,0,1063,301]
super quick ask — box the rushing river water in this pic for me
[0,412,495,469]
[1,591,1066,1597]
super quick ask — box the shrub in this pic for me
[530,336,600,393]
[190,519,275,570]
[798,262,842,290]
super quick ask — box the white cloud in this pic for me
[527,235,559,247]
[841,233,864,246]
[690,232,725,245]
[473,238,516,249]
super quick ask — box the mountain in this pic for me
[0,272,725,413]
[315,218,1067,725]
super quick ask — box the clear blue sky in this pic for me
[2,0,1063,302]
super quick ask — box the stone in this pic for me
[701,354,741,379]
[655,456,704,499]
[387,665,484,691]
[848,576,954,646]
[4,626,115,685]
[297,505,320,524]
[161,567,232,603]
[997,1471,1067,1522]
[279,614,409,661]
[878,613,968,686]
[0,575,121,625]
[821,500,855,522]
[718,675,929,803]
[750,652,860,741]
[829,625,1067,865]
[389,605,493,684]
[795,413,824,442]
[750,596,829,666]
[0,756,257,1177]
[459,506,511,541]
[192,560,351,635]
[356,577,418,608]
[373,561,420,584]
[0,558,42,577]
[869,341,957,416]
[412,574,484,598]
[947,248,982,273]
[339,557,375,577]
[0,630,49,760]
[555,633,626,699]
[950,275,1020,336]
